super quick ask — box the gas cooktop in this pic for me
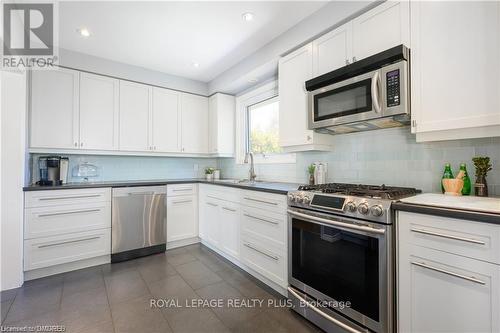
[289,183,421,224]
[297,183,420,200]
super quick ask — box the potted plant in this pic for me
[205,167,215,181]
[308,164,316,185]
[472,157,492,197]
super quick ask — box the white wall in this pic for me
[0,70,27,291]
[208,1,378,94]
[59,48,209,96]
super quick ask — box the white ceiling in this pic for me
[59,1,327,82]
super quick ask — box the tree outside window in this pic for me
[247,96,281,156]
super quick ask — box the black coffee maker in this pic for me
[37,156,62,186]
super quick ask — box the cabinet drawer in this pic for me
[25,202,111,239]
[240,190,286,213]
[399,211,500,265]
[199,184,240,203]
[241,207,286,248]
[24,229,111,271]
[167,183,197,197]
[240,232,287,288]
[25,188,111,208]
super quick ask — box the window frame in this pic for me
[235,80,295,165]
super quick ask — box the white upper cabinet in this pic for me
[313,22,353,76]
[79,73,119,150]
[30,68,79,149]
[180,93,208,154]
[208,93,235,156]
[352,1,410,61]
[119,81,151,151]
[279,43,333,151]
[152,87,180,152]
[411,1,500,141]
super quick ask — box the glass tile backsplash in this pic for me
[218,127,500,195]
[30,128,500,195]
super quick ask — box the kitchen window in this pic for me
[236,81,295,164]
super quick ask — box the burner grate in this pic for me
[297,183,419,200]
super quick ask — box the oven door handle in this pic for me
[287,209,385,235]
[287,287,369,333]
[371,71,382,114]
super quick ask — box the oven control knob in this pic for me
[345,201,357,212]
[288,193,296,202]
[358,203,369,215]
[302,195,312,204]
[371,205,384,217]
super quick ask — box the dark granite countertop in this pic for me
[23,179,303,195]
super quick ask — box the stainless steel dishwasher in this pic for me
[111,186,167,262]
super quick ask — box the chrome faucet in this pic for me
[244,152,256,182]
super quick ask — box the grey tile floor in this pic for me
[1,244,321,333]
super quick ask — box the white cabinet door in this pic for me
[30,68,79,149]
[208,93,235,155]
[398,246,500,333]
[202,199,221,248]
[352,1,410,61]
[79,73,119,150]
[119,81,151,151]
[180,93,208,153]
[411,1,500,140]
[166,195,197,242]
[219,201,240,259]
[313,22,353,76]
[152,87,180,152]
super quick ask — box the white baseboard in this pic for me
[167,237,200,250]
[24,255,110,281]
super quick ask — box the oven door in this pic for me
[308,69,383,129]
[288,208,392,333]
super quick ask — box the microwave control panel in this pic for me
[386,69,400,107]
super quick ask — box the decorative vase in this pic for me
[206,174,214,181]
[309,174,315,185]
[474,175,488,197]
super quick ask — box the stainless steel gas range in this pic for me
[287,183,419,333]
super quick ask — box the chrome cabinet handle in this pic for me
[127,192,155,196]
[244,213,279,225]
[411,261,486,285]
[287,287,368,333]
[38,208,100,218]
[172,199,192,204]
[243,243,279,261]
[288,209,385,235]
[206,195,219,199]
[38,236,100,249]
[39,194,101,201]
[371,71,382,114]
[74,142,78,147]
[80,142,84,147]
[172,188,192,192]
[222,207,237,212]
[207,202,218,207]
[244,197,278,206]
[410,227,486,245]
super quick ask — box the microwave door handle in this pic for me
[371,71,382,114]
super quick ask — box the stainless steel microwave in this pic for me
[306,45,410,134]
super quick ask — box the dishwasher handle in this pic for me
[112,186,167,197]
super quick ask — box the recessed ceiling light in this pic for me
[77,28,91,38]
[248,78,259,83]
[192,62,200,68]
[242,12,254,22]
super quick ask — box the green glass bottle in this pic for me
[441,163,454,193]
[460,163,472,195]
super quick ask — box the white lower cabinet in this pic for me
[199,184,288,292]
[23,188,112,274]
[398,211,500,333]
[166,196,198,242]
